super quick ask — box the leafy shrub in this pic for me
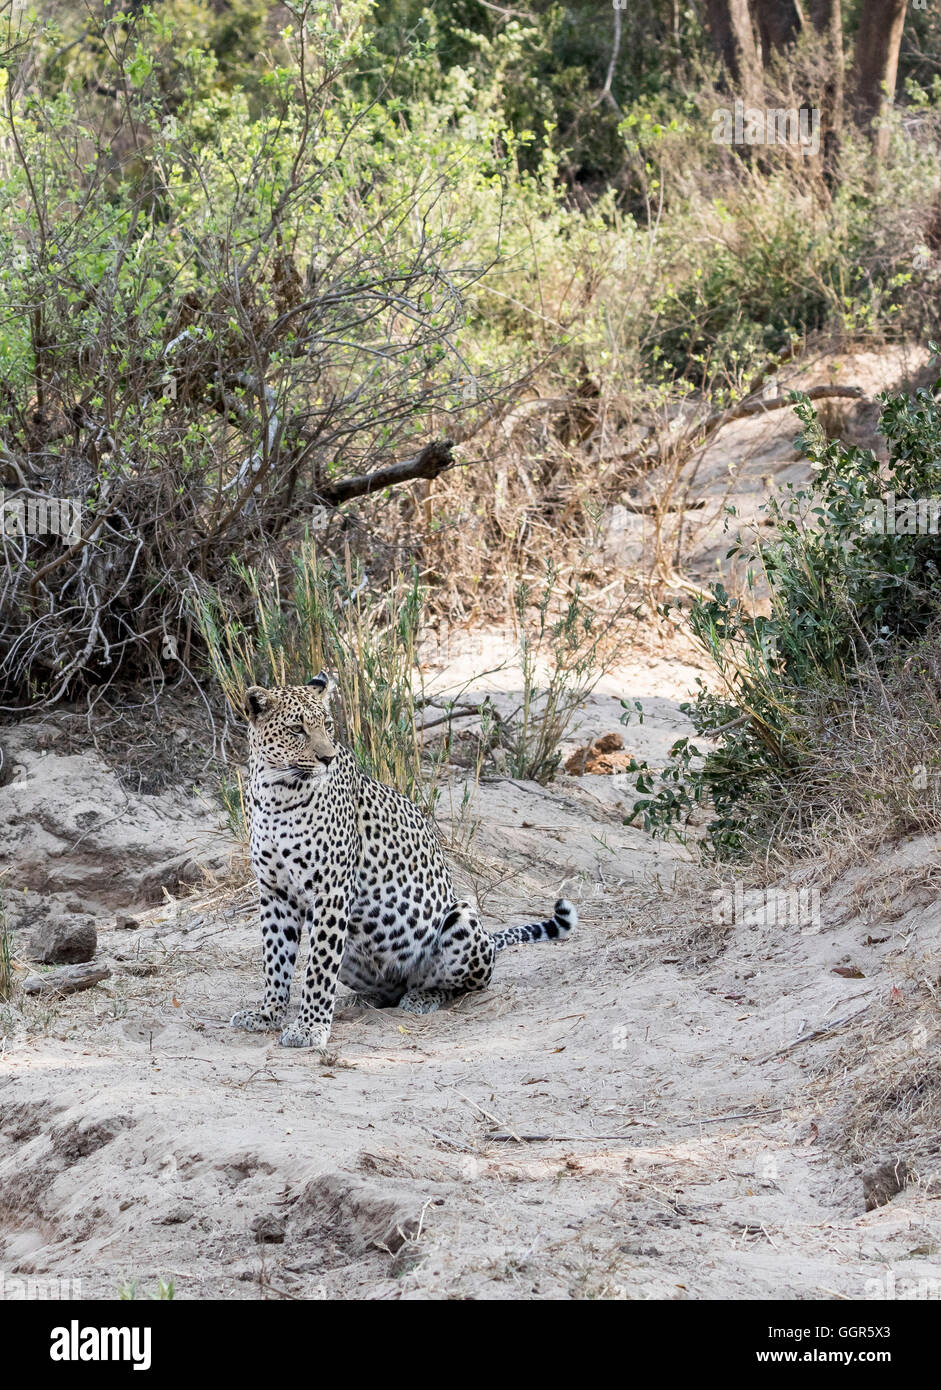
[624,367,941,856]
[0,2,513,706]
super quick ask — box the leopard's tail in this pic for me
[489,898,577,952]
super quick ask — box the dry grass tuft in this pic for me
[759,633,941,871]
[824,950,941,1178]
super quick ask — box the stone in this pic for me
[250,1213,286,1244]
[29,914,97,965]
[159,1204,194,1225]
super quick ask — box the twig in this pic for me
[673,1107,782,1127]
[426,1128,479,1154]
[593,5,623,115]
[606,385,866,474]
[487,1130,642,1143]
[704,712,752,738]
[453,1090,522,1142]
[471,0,535,17]
[418,700,501,733]
[756,1008,872,1065]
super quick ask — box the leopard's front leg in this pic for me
[279,888,348,1049]
[230,886,300,1033]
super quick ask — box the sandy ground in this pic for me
[3,352,940,1301]
[1,639,939,1302]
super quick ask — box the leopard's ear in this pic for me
[307,671,336,705]
[245,686,270,721]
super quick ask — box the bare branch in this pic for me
[315,439,457,506]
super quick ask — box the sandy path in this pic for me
[1,657,938,1300]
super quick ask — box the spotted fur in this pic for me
[230,676,576,1049]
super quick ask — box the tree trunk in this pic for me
[808,0,844,181]
[703,0,762,107]
[853,0,908,158]
[753,0,802,63]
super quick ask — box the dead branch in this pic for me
[608,384,867,475]
[315,439,457,506]
[418,700,502,733]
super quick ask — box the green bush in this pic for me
[624,365,941,856]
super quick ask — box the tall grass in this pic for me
[194,539,440,815]
[505,563,618,784]
[0,911,12,1003]
[0,869,15,1003]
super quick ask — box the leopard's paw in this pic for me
[398,990,442,1016]
[279,1020,330,1050]
[230,1006,282,1033]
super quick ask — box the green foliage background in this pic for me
[1,0,941,716]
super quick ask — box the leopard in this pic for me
[229,674,576,1050]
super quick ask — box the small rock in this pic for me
[251,1213,286,1245]
[23,962,111,996]
[863,1158,911,1211]
[29,914,97,965]
[159,1204,193,1225]
[565,733,628,776]
[115,914,141,931]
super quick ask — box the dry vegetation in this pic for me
[2,0,941,1303]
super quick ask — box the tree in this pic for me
[702,0,762,107]
[808,0,844,174]
[0,3,507,706]
[753,0,802,61]
[703,1,907,165]
[853,0,909,158]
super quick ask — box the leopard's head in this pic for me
[244,674,339,784]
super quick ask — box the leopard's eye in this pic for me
[288,724,306,736]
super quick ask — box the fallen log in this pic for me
[23,962,111,997]
[605,385,867,474]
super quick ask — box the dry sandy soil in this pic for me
[1,352,939,1300]
[1,641,939,1302]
